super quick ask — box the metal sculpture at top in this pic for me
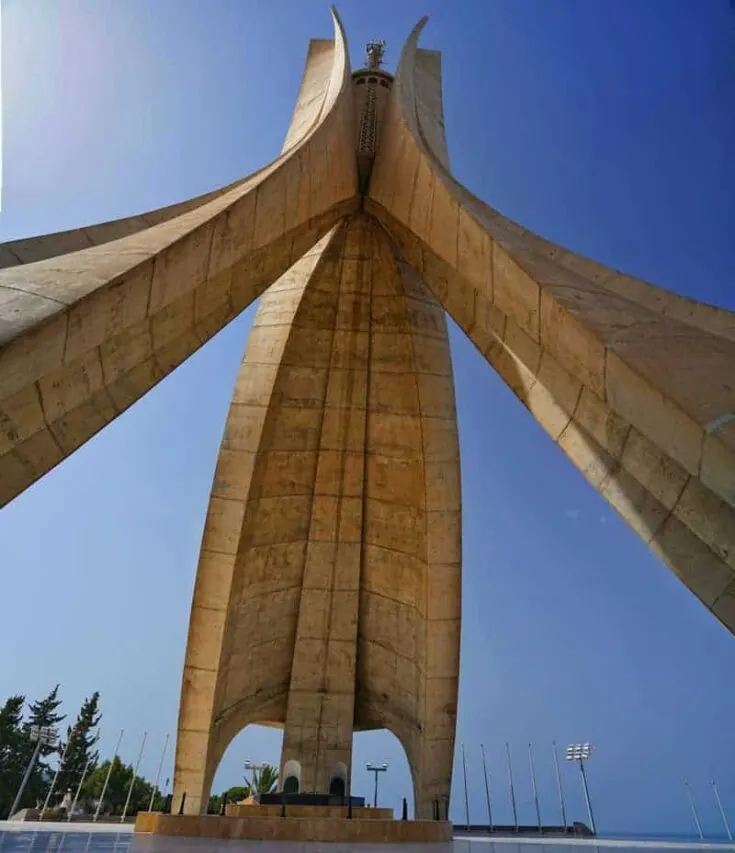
[0,9,733,817]
[365,39,386,69]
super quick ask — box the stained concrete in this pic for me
[0,9,733,828]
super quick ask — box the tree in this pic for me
[20,685,65,810]
[0,695,26,817]
[54,692,101,805]
[225,785,250,802]
[83,756,155,817]
[207,785,253,814]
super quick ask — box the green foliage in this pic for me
[0,695,26,817]
[207,784,257,814]
[83,755,156,817]
[20,685,66,811]
[54,692,101,805]
[224,785,250,802]
[0,689,162,820]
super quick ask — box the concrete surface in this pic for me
[0,10,733,829]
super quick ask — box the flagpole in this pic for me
[94,729,123,822]
[505,742,518,831]
[148,734,170,813]
[528,743,542,833]
[121,732,147,823]
[480,744,493,832]
[68,736,99,823]
[552,741,567,829]
[461,743,470,830]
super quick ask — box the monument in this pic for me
[0,9,733,828]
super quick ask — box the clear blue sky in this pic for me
[1,0,734,837]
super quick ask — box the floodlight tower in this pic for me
[565,743,596,835]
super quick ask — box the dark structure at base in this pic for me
[254,792,366,808]
[456,822,595,837]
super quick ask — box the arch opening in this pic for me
[351,729,415,817]
[328,760,348,799]
[282,759,302,795]
[208,722,284,812]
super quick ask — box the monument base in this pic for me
[134,811,452,844]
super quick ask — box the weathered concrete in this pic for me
[1,9,734,831]
[175,211,461,816]
[367,19,735,632]
[0,9,357,506]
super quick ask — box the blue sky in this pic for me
[1,0,734,836]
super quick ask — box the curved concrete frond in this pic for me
[0,7,358,508]
[175,213,460,816]
[0,25,346,271]
[0,174,252,271]
[367,18,735,632]
[281,38,339,154]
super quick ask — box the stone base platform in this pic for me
[225,803,394,820]
[134,812,452,843]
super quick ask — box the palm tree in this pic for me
[243,763,278,796]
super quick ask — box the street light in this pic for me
[365,762,388,808]
[8,725,58,819]
[565,743,596,835]
[40,724,79,821]
[244,760,267,795]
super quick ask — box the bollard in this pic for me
[178,792,186,815]
[402,798,408,821]
[219,792,227,816]
[433,799,439,821]
[348,796,353,819]
[165,794,172,814]
[281,796,286,818]
[444,797,450,821]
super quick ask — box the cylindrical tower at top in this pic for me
[352,41,394,191]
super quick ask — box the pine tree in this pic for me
[20,685,65,810]
[54,692,101,807]
[0,695,26,817]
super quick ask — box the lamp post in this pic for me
[565,743,596,835]
[365,762,388,808]
[244,760,266,796]
[8,725,58,819]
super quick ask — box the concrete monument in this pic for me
[0,10,733,820]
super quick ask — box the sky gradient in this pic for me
[0,0,734,836]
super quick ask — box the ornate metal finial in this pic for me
[365,40,386,70]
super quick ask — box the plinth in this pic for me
[134,807,452,843]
